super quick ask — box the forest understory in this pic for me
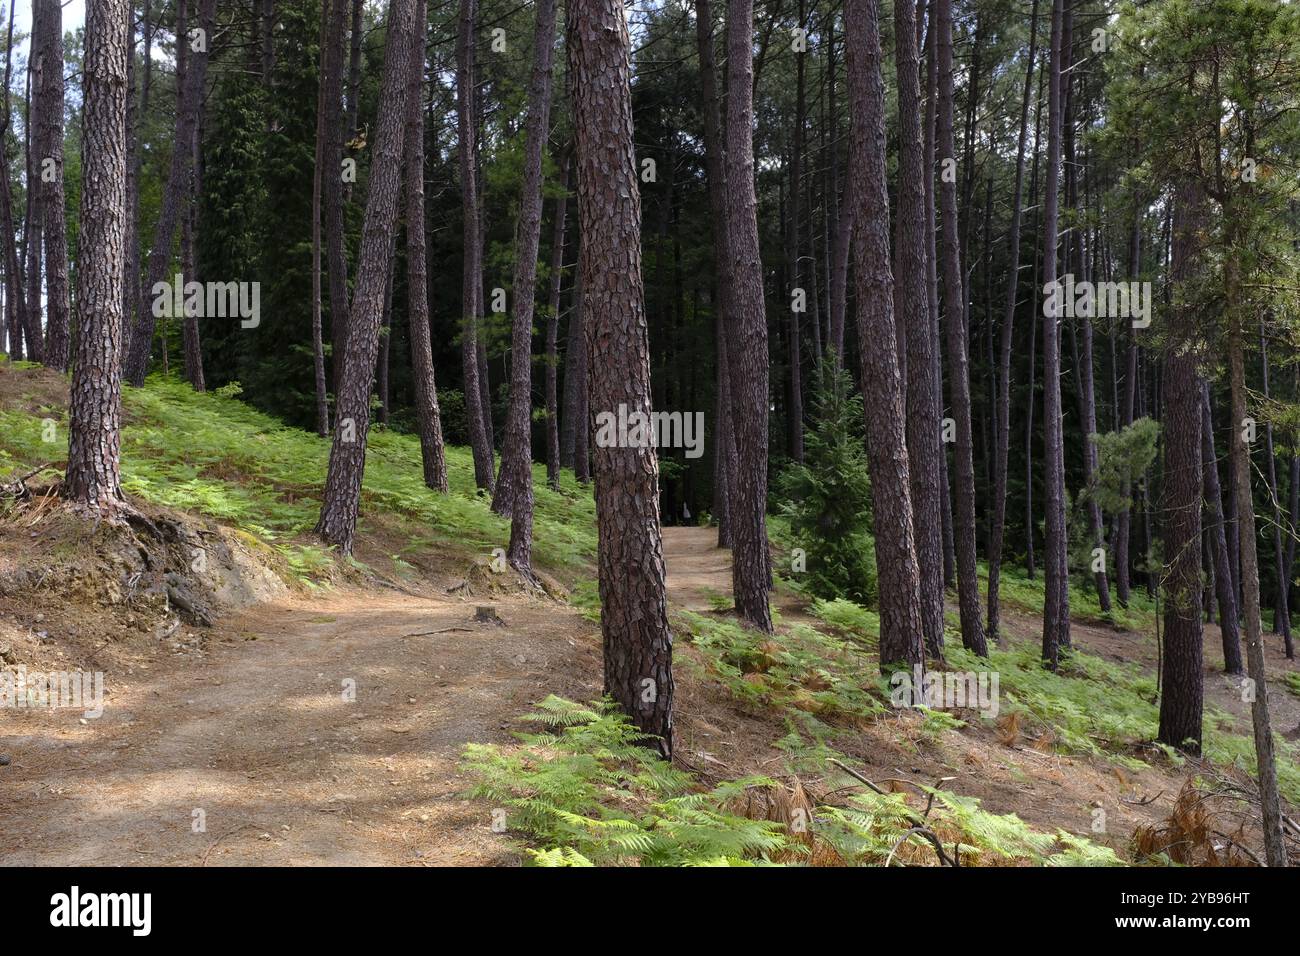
[2,365,1298,867]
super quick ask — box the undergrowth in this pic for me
[0,369,597,579]
[461,695,1123,866]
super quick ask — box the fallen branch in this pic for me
[403,626,473,637]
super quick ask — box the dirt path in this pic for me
[1,589,603,866]
[4,524,1296,865]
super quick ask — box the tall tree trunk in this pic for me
[346,0,363,140]
[23,51,44,367]
[846,0,926,673]
[786,0,806,464]
[1040,0,1071,667]
[65,0,128,518]
[0,0,26,362]
[694,0,737,549]
[35,0,71,372]
[310,0,333,436]
[123,0,218,386]
[1226,239,1289,867]
[1201,380,1243,674]
[560,255,582,469]
[1260,324,1294,656]
[1115,203,1142,606]
[894,0,944,658]
[456,0,495,493]
[922,1,954,589]
[825,16,849,364]
[403,0,448,492]
[1157,181,1204,755]
[723,0,773,632]
[544,153,571,492]
[495,0,559,579]
[179,166,205,390]
[313,0,416,555]
[567,0,674,755]
[570,260,590,483]
[989,0,1039,640]
[936,0,986,655]
[323,0,351,401]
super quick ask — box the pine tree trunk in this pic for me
[346,0,362,141]
[65,0,128,518]
[1227,247,1288,866]
[457,0,495,493]
[989,0,1039,641]
[568,260,590,484]
[560,263,581,468]
[723,0,773,632]
[0,0,26,362]
[180,174,205,391]
[123,1,143,357]
[846,0,926,672]
[1157,182,1204,756]
[936,0,986,655]
[495,0,559,575]
[786,0,806,464]
[567,0,674,755]
[314,0,416,555]
[544,153,571,492]
[1260,324,1294,655]
[894,0,944,657]
[1116,207,1142,605]
[1040,0,1071,667]
[1201,380,1243,674]
[694,0,736,549]
[310,0,332,436]
[323,0,351,400]
[35,0,71,372]
[403,0,448,493]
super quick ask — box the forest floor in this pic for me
[1,362,1298,865]
[3,522,1297,865]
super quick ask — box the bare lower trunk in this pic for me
[846,0,926,673]
[35,0,71,372]
[568,0,674,755]
[1227,267,1289,867]
[1157,182,1204,755]
[723,0,773,632]
[313,0,416,555]
[457,0,495,493]
[1201,380,1242,674]
[1040,0,1070,668]
[894,0,944,657]
[496,0,559,577]
[65,0,128,518]
[989,0,1039,640]
[403,0,448,492]
[544,154,571,492]
[936,0,986,655]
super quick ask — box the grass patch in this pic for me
[0,369,597,578]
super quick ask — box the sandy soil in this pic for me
[2,525,1296,865]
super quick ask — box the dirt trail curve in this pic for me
[0,529,736,867]
[0,588,607,866]
[6,525,1295,865]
